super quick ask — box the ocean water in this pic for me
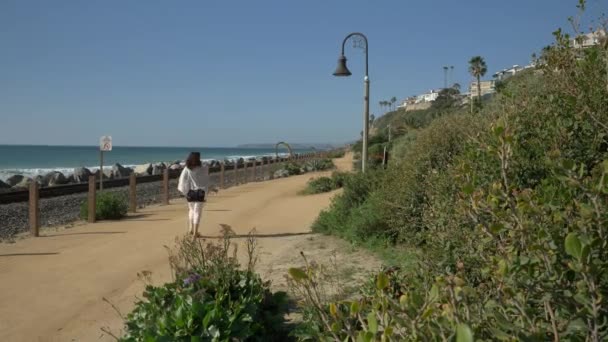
[0,145,308,181]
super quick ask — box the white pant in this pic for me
[188,202,203,225]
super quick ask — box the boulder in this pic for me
[93,169,110,180]
[111,163,133,179]
[12,177,33,190]
[72,167,92,183]
[44,171,68,187]
[134,163,153,176]
[34,175,47,187]
[151,163,166,176]
[6,175,25,187]
[0,179,10,190]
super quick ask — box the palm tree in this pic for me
[468,56,488,109]
[379,101,383,114]
[390,97,397,111]
[443,66,449,88]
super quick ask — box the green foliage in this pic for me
[120,231,289,341]
[301,176,336,195]
[301,172,350,195]
[301,7,608,340]
[80,191,128,220]
[325,150,346,159]
[312,170,389,242]
[284,162,302,176]
[304,158,335,172]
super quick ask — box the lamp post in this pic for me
[333,32,369,173]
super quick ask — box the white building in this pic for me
[492,63,535,81]
[573,29,606,49]
[415,89,441,104]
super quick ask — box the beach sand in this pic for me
[0,153,381,341]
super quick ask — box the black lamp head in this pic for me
[333,55,352,77]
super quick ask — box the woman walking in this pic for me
[178,152,210,237]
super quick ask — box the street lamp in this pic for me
[333,32,370,173]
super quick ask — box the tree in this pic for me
[378,101,383,114]
[369,114,375,127]
[391,97,397,111]
[468,56,488,110]
[452,83,461,91]
[431,87,460,111]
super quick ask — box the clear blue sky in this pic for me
[0,0,605,147]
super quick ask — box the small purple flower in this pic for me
[183,273,202,286]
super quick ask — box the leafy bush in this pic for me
[284,162,302,175]
[301,177,336,195]
[325,150,346,159]
[300,171,350,195]
[304,158,335,172]
[120,229,289,341]
[312,170,387,242]
[330,171,349,188]
[300,5,608,340]
[80,191,128,220]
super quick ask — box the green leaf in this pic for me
[565,233,582,260]
[288,267,308,282]
[456,324,474,342]
[376,273,389,290]
[429,284,439,301]
[367,312,378,334]
[463,183,475,195]
[350,301,360,315]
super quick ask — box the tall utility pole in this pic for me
[450,66,454,87]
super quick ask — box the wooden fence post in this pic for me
[88,175,96,223]
[252,159,257,182]
[234,161,238,185]
[244,161,248,183]
[129,173,136,213]
[163,169,169,205]
[29,182,39,236]
[220,162,225,189]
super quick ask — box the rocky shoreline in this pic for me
[0,154,326,239]
[0,160,206,193]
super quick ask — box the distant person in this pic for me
[178,152,210,237]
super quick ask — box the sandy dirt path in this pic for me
[0,154,380,341]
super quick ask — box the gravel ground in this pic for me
[0,165,276,239]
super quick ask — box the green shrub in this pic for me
[304,158,335,172]
[284,162,302,175]
[80,191,128,220]
[301,176,336,195]
[312,170,385,241]
[299,6,608,340]
[301,171,351,195]
[330,171,349,188]
[121,230,289,341]
[325,149,346,158]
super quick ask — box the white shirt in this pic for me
[178,165,210,195]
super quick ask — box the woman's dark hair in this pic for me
[186,152,202,169]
